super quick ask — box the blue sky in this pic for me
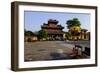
[24,11,90,32]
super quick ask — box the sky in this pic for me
[24,11,90,32]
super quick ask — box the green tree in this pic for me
[25,31,34,36]
[66,18,81,36]
[24,30,35,42]
[66,18,81,46]
[65,32,71,39]
[66,18,81,29]
[38,30,48,40]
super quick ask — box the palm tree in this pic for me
[66,18,81,46]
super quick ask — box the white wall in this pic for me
[0,0,99,73]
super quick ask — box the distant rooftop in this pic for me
[41,19,64,29]
[81,29,88,32]
[48,19,58,24]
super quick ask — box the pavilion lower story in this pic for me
[47,34,64,41]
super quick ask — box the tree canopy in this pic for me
[38,30,48,40]
[24,30,34,36]
[66,18,81,29]
[66,18,81,36]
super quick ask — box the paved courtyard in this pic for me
[24,41,90,61]
[24,41,75,61]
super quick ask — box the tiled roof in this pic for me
[48,19,58,24]
[46,30,64,34]
[41,24,64,29]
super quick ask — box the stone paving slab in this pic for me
[24,41,74,61]
[24,41,90,61]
